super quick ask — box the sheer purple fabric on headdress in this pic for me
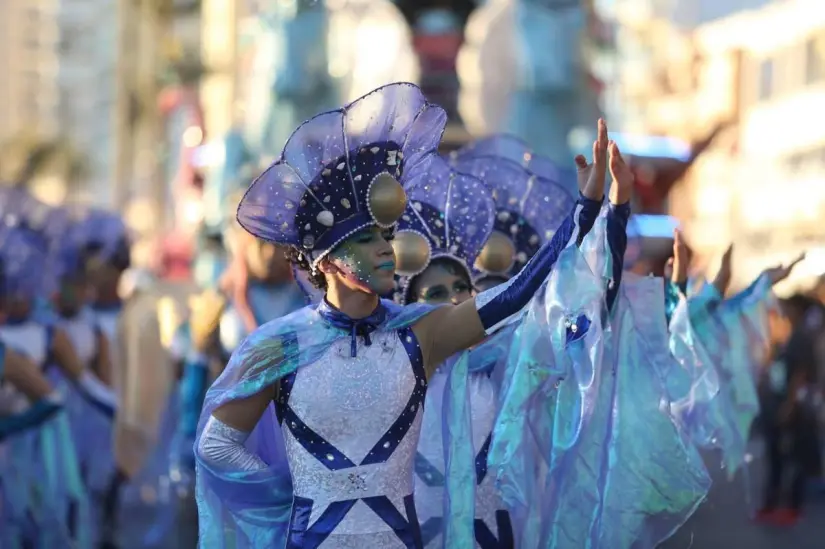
[237,83,447,248]
[401,154,495,266]
[453,134,564,183]
[452,155,574,243]
[73,208,129,263]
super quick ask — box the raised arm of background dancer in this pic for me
[664,230,689,324]
[2,344,54,401]
[94,330,113,385]
[52,327,117,414]
[604,142,633,312]
[711,245,733,296]
[415,119,610,373]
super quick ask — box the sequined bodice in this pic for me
[280,327,426,548]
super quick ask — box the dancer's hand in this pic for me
[608,140,633,205]
[711,244,733,295]
[671,229,689,284]
[190,289,227,352]
[575,118,608,201]
[763,253,806,286]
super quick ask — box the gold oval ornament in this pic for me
[368,173,407,227]
[392,231,431,277]
[475,231,516,274]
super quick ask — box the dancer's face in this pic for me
[412,258,472,305]
[323,226,397,295]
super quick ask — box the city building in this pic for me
[608,0,825,293]
[0,0,118,205]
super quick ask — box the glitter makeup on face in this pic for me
[328,227,395,294]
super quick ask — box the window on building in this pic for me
[758,58,774,101]
[805,36,825,84]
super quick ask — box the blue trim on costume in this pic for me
[475,433,492,483]
[415,452,446,487]
[605,202,631,312]
[287,496,357,549]
[420,517,443,547]
[362,327,425,465]
[474,512,514,549]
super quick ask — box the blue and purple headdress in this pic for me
[451,155,575,284]
[237,83,447,271]
[0,218,54,301]
[73,208,131,270]
[391,154,495,303]
[451,133,578,192]
[0,188,63,295]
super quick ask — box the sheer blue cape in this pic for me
[194,299,436,547]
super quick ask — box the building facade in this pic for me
[0,0,118,205]
[607,0,825,292]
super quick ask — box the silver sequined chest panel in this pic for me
[283,330,425,549]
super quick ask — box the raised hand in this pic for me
[763,252,806,286]
[711,244,733,295]
[608,141,633,205]
[671,229,689,284]
[575,118,609,201]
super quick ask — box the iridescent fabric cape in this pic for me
[488,210,711,549]
[676,276,775,476]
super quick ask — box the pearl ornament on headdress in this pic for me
[367,172,407,227]
[475,230,516,275]
[317,210,335,227]
[392,230,432,277]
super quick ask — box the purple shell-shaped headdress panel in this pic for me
[399,154,495,268]
[237,83,448,266]
[452,133,579,191]
[452,155,575,267]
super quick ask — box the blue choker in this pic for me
[317,299,387,357]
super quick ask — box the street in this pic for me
[662,441,825,549]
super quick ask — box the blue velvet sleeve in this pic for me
[476,194,603,334]
[0,398,63,442]
[604,202,631,312]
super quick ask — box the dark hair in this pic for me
[83,236,131,273]
[285,245,327,290]
[405,256,471,304]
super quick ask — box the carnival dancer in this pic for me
[74,208,138,549]
[662,233,804,477]
[195,83,720,549]
[0,220,95,548]
[399,153,579,548]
